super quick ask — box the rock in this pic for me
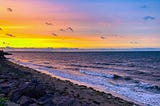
[43,100,54,106]
[0,93,5,97]
[0,79,6,83]
[53,96,82,106]
[38,94,54,105]
[21,81,46,99]
[8,89,23,102]
[8,80,46,103]
[6,101,20,106]
[17,96,35,106]
[29,103,39,106]
[0,85,11,95]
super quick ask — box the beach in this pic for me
[0,58,137,106]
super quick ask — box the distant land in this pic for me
[1,47,160,52]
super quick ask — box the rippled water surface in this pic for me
[7,51,160,106]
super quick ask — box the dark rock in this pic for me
[43,100,54,106]
[0,79,6,83]
[0,86,10,94]
[8,80,46,102]
[7,82,27,102]
[8,89,23,102]
[0,81,18,95]
[6,101,20,106]
[17,96,35,106]
[29,103,39,106]
[0,93,5,97]
[113,74,122,79]
[38,94,54,105]
[53,96,82,106]
[21,81,46,99]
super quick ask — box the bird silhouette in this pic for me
[6,33,15,37]
[7,8,13,12]
[66,27,74,32]
[130,41,138,44]
[45,22,53,26]
[100,36,105,39]
[60,29,66,32]
[51,33,58,36]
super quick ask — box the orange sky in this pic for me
[0,0,159,48]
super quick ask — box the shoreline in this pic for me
[0,59,139,106]
[10,58,140,105]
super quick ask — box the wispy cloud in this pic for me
[130,41,138,44]
[143,16,155,20]
[0,28,3,31]
[140,5,148,9]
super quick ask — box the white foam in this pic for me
[80,69,114,78]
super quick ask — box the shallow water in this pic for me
[7,51,160,106]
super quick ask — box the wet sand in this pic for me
[0,59,138,106]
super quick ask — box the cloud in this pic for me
[7,8,13,12]
[45,22,53,26]
[66,27,74,32]
[6,33,15,37]
[0,28,3,31]
[143,16,155,20]
[130,41,138,44]
[140,5,148,8]
[104,34,122,38]
[109,34,118,37]
[51,33,58,36]
[96,33,122,40]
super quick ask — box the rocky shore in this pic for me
[0,59,138,106]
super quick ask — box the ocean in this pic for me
[7,51,160,106]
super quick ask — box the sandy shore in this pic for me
[0,59,138,106]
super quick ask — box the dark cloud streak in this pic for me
[143,16,155,20]
[140,5,148,8]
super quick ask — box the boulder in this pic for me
[8,89,23,102]
[21,80,46,99]
[38,94,54,105]
[17,96,36,106]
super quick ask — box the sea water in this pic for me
[7,51,160,106]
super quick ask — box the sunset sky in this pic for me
[0,0,160,48]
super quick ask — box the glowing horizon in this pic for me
[0,0,160,48]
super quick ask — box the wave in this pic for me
[70,64,105,69]
[80,70,114,78]
[94,62,116,65]
[80,70,134,81]
[137,83,160,94]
